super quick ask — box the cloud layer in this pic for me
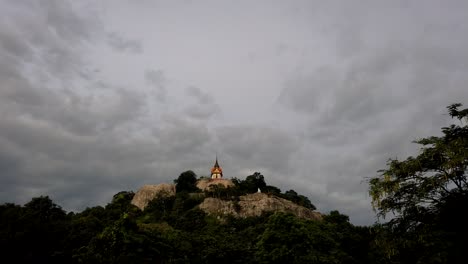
[1,0,468,225]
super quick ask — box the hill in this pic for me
[1,103,466,263]
[0,172,372,263]
[131,177,321,221]
[200,192,322,220]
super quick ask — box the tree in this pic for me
[13,196,70,262]
[105,191,137,221]
[255,213,341,263]
[144,194,175,222]
[80,213,163,263]
[368,103,468,262]
[24,196,66,221]
[282,190,317,210]
[237,172,267,194]
[264,185,281,195]
[174,170,199,193]
[323,211,373,264]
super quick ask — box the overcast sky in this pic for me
[1,0,468,225]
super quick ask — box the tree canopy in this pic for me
[368,103,468,263]
[174,170,199,193]
[0,172,364,263]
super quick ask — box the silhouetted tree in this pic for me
[369,103,468,263]
[174,170,199,193]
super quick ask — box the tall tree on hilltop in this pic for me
[174,170,199,193]
[244,172,267,193]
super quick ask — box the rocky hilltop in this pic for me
[131,179,233,210]
[199,192,322,221]
[131,183,176,210]
[131,180,321,221]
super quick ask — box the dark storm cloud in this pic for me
[0,0,98,81]
[107,32,143,54]
[0,1,217,211]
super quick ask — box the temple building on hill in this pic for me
[211,157,223,179]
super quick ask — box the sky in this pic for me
[1,0,467,225]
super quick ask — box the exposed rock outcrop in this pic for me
[132,181,321,221]
[131,183,176,210]
[198,192,322,221]
[196,178,234,191]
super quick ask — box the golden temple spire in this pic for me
[211,155,223,179]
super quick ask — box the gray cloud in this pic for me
[107,32,143,54]
[184,86,220,120]
[215,125,299,178]
[1,0,468,226]
[0,1,181,210]
[277,0,468,224]
[186,86,213,104]
[145,69,167,102]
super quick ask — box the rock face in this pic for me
[198,192,322,221]
[196,178,234,191]
[131,183,176,210]
[132,182,321,221]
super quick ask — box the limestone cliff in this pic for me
[131,183,176,210]
[198,192,322,221]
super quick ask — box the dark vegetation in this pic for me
[0,179,362,263]
[367,103,468,263]
[0,104,466,263]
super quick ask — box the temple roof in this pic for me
[211,157,223,174]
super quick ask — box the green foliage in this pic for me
[0,196,69,262]
[232,172,267,194]
[231,172,316,210]
[171,192,204,215]
[323,211,376,264]
[105,191,138,221]
[324,210,350,224]
[144,194,176,222]
[24,195,66,220]
[281,190,317,210]
[0,193,374,264]
[263,185,281,195]
[77,214,164,263]
[0,171,370,263]
[368,103,468,263]
[174,170,199,193]
[204,184,238,200]
[255,213,343,264]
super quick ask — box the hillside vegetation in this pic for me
[1,103,467,263]
[0,172,372,263]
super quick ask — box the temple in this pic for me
[210,157,223,179]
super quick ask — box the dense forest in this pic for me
[1,104,466,263]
